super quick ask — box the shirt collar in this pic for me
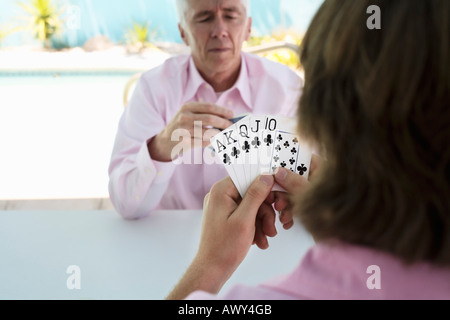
[184,54,252,110]
[184,57,207,102]
[232,53,252,110]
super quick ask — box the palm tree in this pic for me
[18,0,63,49]
[125,21,158,54]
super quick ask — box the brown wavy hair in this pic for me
[296,0,450,265]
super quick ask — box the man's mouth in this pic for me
[209,48,231,53]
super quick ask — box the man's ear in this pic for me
[178,23,189,46]
[245,17,252,41]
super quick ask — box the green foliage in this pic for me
[125,21,158,53]
[18,0,63,49]
[245,28,304,70]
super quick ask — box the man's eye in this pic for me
[198,16,213,23]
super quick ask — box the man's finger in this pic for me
[183,102,234,119]
[194,114,233,130]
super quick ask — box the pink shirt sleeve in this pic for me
[185,284,299,300]
[108,75,177,219]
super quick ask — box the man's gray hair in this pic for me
[176,0,250,27]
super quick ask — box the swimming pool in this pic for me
[0,72,134,200]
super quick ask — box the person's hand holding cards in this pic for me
[210,114,313,197]
[148,102,234,162]
[269,154,322,230]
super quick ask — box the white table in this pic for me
[0,210,314,300]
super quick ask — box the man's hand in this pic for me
[148,102,234,162]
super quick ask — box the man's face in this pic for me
[179,0,252,77]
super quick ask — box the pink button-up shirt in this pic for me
[108,53,302,219]
[187,240,450,300]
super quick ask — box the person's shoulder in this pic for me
[243,52,302,85]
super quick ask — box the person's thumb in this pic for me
[236,175,274,222]
[274,167,308,194]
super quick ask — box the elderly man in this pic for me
[108,0,302,220]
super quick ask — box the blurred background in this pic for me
[0,0,324,210]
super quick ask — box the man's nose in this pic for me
[211,17,228,38]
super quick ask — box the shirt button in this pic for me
[135,195,141,201]
[227,101,233,107]
[145,167,151,174]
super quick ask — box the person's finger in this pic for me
[279,210,294,230]
[202,128,221,141]
[264,191,277,206]
[274,167,309,195]
[180,114,230,135]
[183,102,234,119]
[274,192,295,230]
[253,218,269,250]
[234,175,274,224]
[282,220,294,230]
[209,176,241,206]
[258,202,277,238]
[193,114,233,130]
[273,192,290,212]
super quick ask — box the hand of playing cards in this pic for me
[210,114,312,197]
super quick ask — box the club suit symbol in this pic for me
[297,164,308,175]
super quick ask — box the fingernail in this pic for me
[260,174,274,187]
[275,167,288,181]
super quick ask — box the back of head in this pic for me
[297,0,450,265]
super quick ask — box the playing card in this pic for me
[230,113,251,124]
[211,124,248,197]
[209,113,251,151]
[210,134,241,195]
[214,113,251,132]
[268,117,313,192]
[259,115,280,175]
[233,116,253,193]
[246,115,266,182]
[267,115,298,173]
[212,114,313,197]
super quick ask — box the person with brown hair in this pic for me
[167,0,450,300]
